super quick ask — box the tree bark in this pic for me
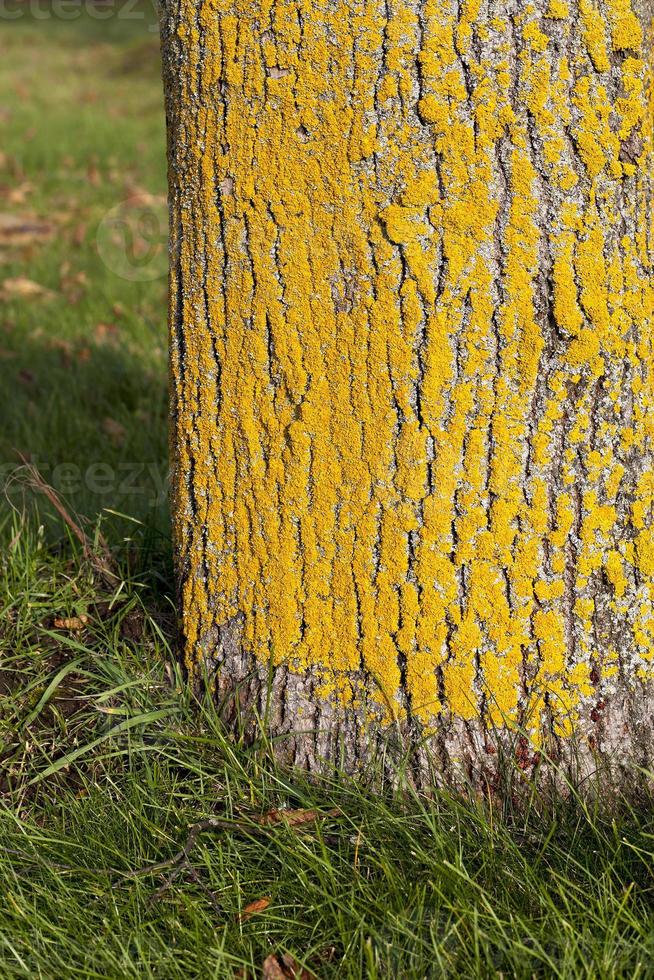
[161,0,654,788]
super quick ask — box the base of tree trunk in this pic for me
[204,621,654,796]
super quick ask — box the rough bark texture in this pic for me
[162,0,654,788]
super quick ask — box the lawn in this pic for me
[0,1,168,532]
[1,8,654,980]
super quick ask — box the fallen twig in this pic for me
[4,808,342,917]
[13,454,119,587]
[135,807,343,909]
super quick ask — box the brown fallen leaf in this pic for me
[48,337,74,367]
[102,417,127,446]
[59,266,89,305]
[93,321,120,344]
[53,615,89,632]
[87,161,101,186]
[262,958,287,980]
[3,182,33,206]
[262,954,315,980]
[1,277,55,301]
[121,183,166,208]
[0,212,53,247]
[239,897,271,922]
[72,223,87,247]
[253,808,341,829]
[1,155,23,180]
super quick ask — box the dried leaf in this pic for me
[48,337,74,367]
[262,958,288,980]
[87,161,101,186]
[121,184,166,209]
[239,897,270,922]
[72,223,87,246]
[1,277,54,301]
[3,182,33,205]
[102,417,126,445]
[93,321,120,344]
[0,212,53,247]
[59,267,89,305]
[0,154,23,179]
[53,615,89,632]
[262,954,315,980]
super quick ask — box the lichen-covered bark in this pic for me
[162,0,654,786]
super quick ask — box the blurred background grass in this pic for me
[0,1,168,541]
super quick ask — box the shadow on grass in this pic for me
[0,322,169,537]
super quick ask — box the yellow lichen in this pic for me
[168,0,654,747]
[546,0,568,17]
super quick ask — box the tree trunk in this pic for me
[161,0,654,788]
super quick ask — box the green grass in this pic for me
[2,9,654,979]
[0,2,168,532]
[2,517,654,978]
